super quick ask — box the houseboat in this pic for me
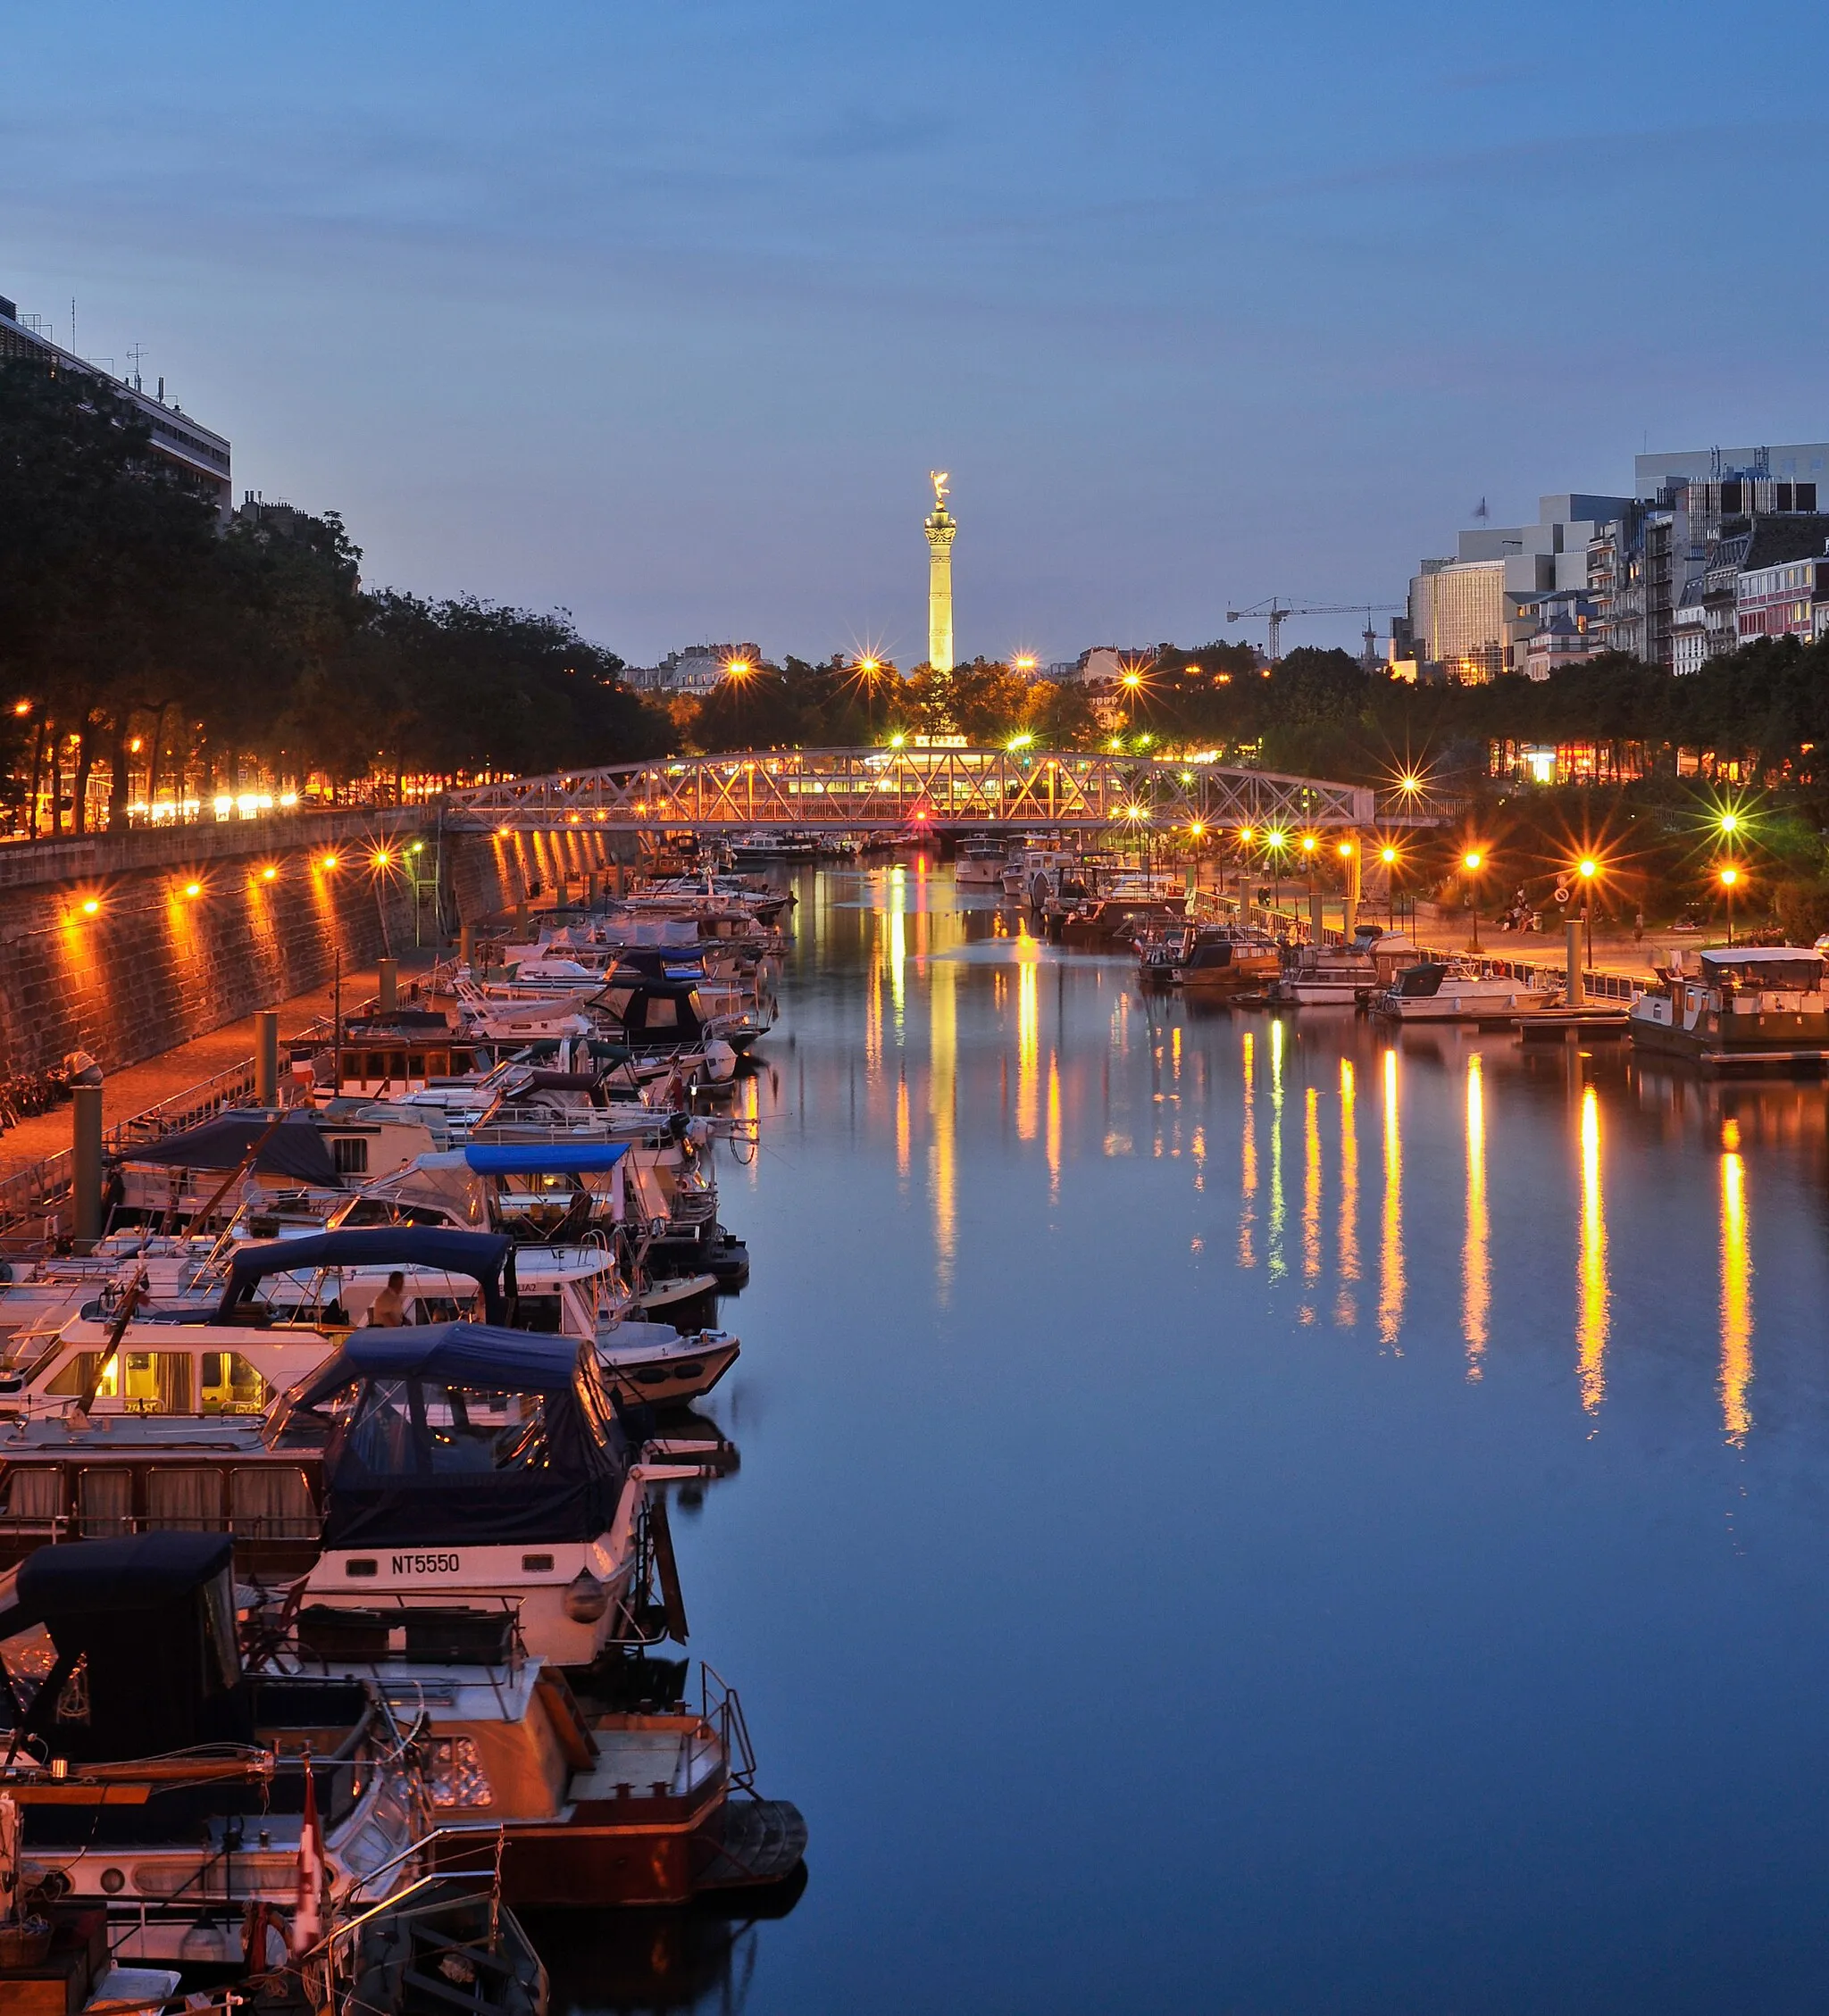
[953,839,1010,888]
[1627,946,1829,1069]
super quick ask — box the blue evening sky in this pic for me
[3,2,1822,667]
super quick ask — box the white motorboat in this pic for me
[953,839,1009,887]
[1369,960,1558,1022]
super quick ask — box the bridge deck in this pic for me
[443,747,1447,833]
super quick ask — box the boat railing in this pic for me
[698,1661,757,1793]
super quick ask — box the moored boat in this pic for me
[1369,961,1557,1023]
[1173,929,1281,1000]
[1627,946,1829,1070]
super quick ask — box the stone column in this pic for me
[72,1084,103,1245]
[923,482,956,674]
[255,1012,280,1106]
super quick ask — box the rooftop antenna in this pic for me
[69,297,76,354]
[1473,496,1490,521]
[126,343,146,392]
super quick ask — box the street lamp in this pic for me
[1265,829,1288,922]
[1462,848,1486,952]
[1381,844,1400,933]
[1576,854,1599,967]
[1718,862,1741,946]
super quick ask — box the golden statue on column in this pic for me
[923,471,956,674]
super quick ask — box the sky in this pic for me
[4,0,1825,669]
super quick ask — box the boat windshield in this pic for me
[1394,963,1447,998]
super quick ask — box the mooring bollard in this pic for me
[459,924,475,972]
[72,1083,104,1246]
[255,1011,279,1105]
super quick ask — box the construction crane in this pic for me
[1225,598,1403,664]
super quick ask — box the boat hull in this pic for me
[1628,1004,1829,1070]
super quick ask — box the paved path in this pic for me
[0,950,438,1179]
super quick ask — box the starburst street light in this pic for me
[1380,843,1402,931]
[1462,848,1487,952]
[1717,861,1743,946]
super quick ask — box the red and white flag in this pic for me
[290,1752,327,1956]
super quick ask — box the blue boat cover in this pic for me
[464,1142,629,1176]
[124,1111,340,1186]
[285,1321,583,1410]
[213,1227,511,1325]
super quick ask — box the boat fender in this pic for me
[564,1567,609,1623]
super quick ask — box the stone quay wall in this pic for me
[0,809,429,1075]
[0,815,655,1075]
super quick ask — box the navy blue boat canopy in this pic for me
[214,1227,511,1324]
[285,1320,584,1412]
[283,1321,626,1552]
[124,1111,340,1187]
[0,1533,235,1636]
[463,1142,629,1176]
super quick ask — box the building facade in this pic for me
[625,644,763,695]
[0,287,231,515]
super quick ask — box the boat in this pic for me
[1627,946,1829,1070]
[1274,927,1401,1006]
[329,1879,548,2016]
[952,839,1009,888]
[276,1323,713,1665]
[264,1612,808,1911]
[1368,961,1557,1023]
[0,1532,422,1967]
[1172,929,1282,1000]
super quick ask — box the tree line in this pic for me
[0,361,672,831]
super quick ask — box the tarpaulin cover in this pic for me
[0,1532,235,1632]
[123,1111,340,1186]
[285,1321,583,1410]
[296,1322,625,1551]
[213,1226,511,1324]
[464,1142,629,1176]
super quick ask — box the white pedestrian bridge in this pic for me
[442,746,1449,834]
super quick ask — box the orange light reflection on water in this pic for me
[1577,1086,1609,1415]
[1463,1054,1490,1378]
[1378,1048,1404,1349]
[1720,1150,1752,1445]
[1336,1059,1358,1327]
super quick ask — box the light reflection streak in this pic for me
[1239,1032,1257,1268]
[1267,1020,1286,1280]
[865,959,882,1080]
[1015,946,1040,1142]
[1046,1053,1061,1203]
[888,871,906,1037]
[1302,1086,1323,1287]
[1336,1059,1358,1325]
[1577,1086,1608,1414]
[1720,1151,1752,1445]
[1463,1054,1489,1378]
[928,954,956,1301]
[896,1073,910,1185]
[1378,1049,1403,1347]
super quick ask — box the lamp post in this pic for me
[1265,829,1287,924]
[1576,855,1599,969]
[1381,845,1399,934]
[1462,848,1485,952]
[1719,862,1741,946]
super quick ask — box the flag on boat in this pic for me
[290,1751,327,1955]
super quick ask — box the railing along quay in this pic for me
[0,998,375,1235]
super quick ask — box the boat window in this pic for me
[426,1735,496,1809]
[388,1053,408,1081]
[77,1467,133,1537]
[646,996,680,1029]
[146,1467,224,1531]
[0,1621,61,1717]
[513,1294,565,1335]
[603,988,635,1020]
[1,1468,63,1526]
[333,1137,371,1176]
[201,1351,270,1415]
[230,1466,315,1538]
[48,1351,192,1412]
[408,1054,426,1077]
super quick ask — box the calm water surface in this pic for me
[553,862,1829,2015]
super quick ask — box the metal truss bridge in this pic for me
[442,747,1443,835]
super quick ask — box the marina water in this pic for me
[553,858,1829,2015]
